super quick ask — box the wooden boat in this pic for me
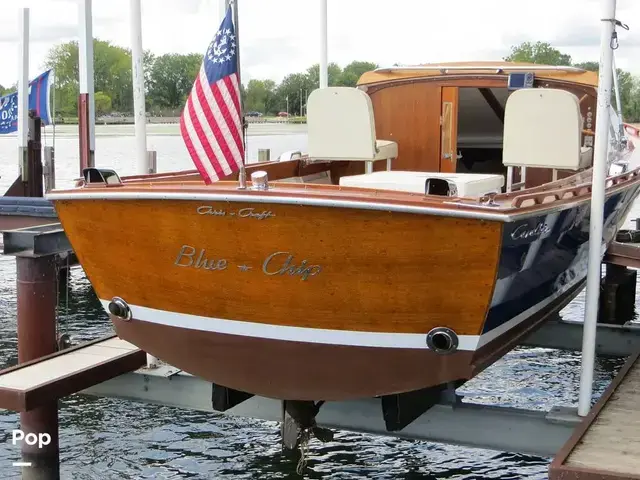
[47,63,640,412]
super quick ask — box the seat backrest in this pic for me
[307,87,377,160]
[503,88,584,170]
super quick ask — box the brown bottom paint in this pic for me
[111,280,584,401]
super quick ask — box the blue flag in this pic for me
[0,70,53,135]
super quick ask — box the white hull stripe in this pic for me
[99,300,480,351]
[98,283,579,352]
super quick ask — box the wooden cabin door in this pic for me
[439,87,459,173]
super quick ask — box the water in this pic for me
[0,124,637,479]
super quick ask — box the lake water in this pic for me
[0,124,636,479]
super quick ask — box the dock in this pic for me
[550,349,640,480]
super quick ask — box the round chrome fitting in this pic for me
[426,327,459,354]
[251,170,269,191]
[108,297,132,321]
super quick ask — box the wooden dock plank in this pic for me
[0,335,146,412]
[566,359,640,476]
[550,349,640,480]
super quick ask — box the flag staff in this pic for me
[577,0,618,416]
[18,8,29,181]
[228,0,248,188]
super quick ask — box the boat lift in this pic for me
[2,0,640,478]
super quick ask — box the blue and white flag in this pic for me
[0,70,53,135]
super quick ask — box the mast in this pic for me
[226,0,247,186]
[17,8,29,181]
[578,0,617,417]
[130,0,148,176]
[78,0,96,172]
[319,0,328,88]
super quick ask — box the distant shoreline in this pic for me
[57,116,307,125]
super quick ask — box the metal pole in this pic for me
[17,255,59,478]
[578,0,617,417]
[18,8,29,181]
[130,0,148,176]
[319,0,328,88]
[228,0,247,184]
[78,0,95,171]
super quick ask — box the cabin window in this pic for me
[455,87,509,177]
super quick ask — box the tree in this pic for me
[244,79,277,114]
[43,38,154,114]
[305,63,342,88]
[573,61,640,122]
[94,91,112,115]
[504,41,572,65]
[338,61,378,87]
[146,53,201,110]
[276,73,312,116]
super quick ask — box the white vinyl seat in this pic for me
[307,87,398,172]
[503,88,591,191]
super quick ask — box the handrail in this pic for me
[373,65,586,74]
[509,169,640,208]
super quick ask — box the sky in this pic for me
[1,0,639,89]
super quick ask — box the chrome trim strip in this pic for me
[47,190,515,222]
[48,178,639,223]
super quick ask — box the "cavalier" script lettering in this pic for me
[510,222,551,241]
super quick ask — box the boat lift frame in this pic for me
[2,0,639,477]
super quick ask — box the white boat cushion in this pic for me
[503,88,585,170]
[307,87,397,162]
[339,171,504,197]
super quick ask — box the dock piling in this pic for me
[146,150,157,174]
[43,147,55,193]
[17,255,60,479]
[599,263,637,325]
[257,149,271,162]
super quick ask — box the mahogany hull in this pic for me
[50,177,640,400]
[53,196,504,399]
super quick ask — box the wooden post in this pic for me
[258,149,271,162]
[146,151,157,174]
[43,147,55,193]
[599,263,637,325]
[17,255,59,479]
[78,94,93,174]
[25,112,43,198]
[78,0,95,174]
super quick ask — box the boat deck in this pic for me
[550,349,640,479]
[0,336,145,411]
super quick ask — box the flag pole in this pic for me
[228,0,247,188]
[577,0,617,417]
[18,8,29,181]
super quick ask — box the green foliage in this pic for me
[146,53,201,111]
[338,61,379,87]
[42,37,379,118]
[506,42,640,122]
[244,79,277,114]
[504,41,572,66]
[44,39,154,115]
[94,91,112,115]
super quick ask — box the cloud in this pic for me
[1,0,639,88]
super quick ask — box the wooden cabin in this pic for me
[325,61,599,189]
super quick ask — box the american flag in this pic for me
[180,7,245,184]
